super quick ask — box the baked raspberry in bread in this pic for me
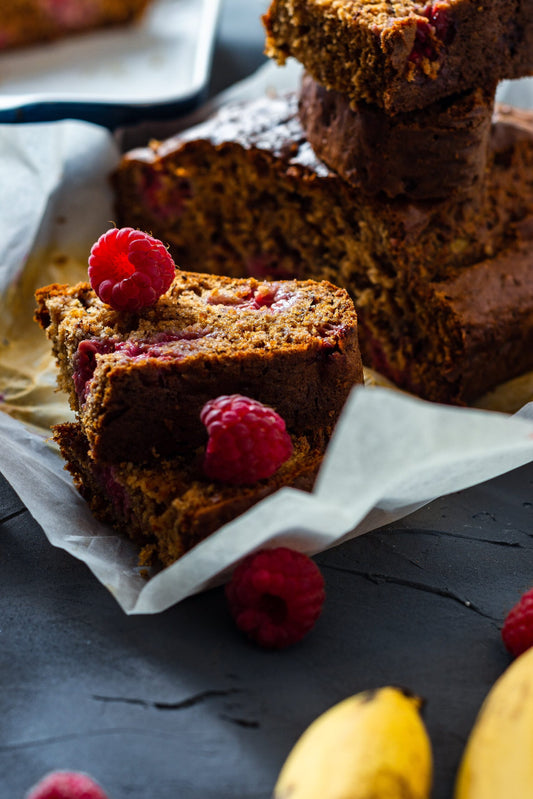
[263,0,533,114]
[298,73,496,200]
[35,270,362,463]
[53,421,324,567]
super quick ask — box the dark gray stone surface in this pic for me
[2,462,533,798]
[2,2,533,797]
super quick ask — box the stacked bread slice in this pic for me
[36,270,362,566]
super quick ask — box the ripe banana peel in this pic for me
[454,646,533,799]
[273,686,433,799]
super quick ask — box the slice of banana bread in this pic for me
[359,218,533,404]
[53,420,324,567]
[263,0,533,114]
[298,72,496,200]
[36,270,362,463]
[0,0,152,50]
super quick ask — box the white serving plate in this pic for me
[0,0,221,127]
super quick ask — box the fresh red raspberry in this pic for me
[88,227,175,312]
[200,394,293,484]
[25,771,109,799]
[501,587,533,657]
[226,547,325,649]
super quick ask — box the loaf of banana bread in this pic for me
[263,0,533,113]
[0,0,152,50]
[112,95,533,287]
[111,94,533,404]
[36,270,362,463]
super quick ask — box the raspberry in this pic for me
[200,394,293,484]
[88,227,175,312]
[226,547,325,649]
[25,771,109,799]
[501,587,533,657]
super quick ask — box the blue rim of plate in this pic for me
[0,0,221,130]
[0,89,209,129]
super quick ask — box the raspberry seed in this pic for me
[88,227,175,312]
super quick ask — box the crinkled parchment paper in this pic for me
[1,63,533,614]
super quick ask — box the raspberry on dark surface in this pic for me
[225,547,325,649]
[25,770,109,799]
[200,394,293,484]
[88,227,176,312]
[501,586,533,657]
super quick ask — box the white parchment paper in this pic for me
[1,62,533,614]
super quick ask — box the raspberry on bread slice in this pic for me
[201,395,293,484]
[88,227,176,312]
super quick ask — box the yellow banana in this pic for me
[273,686,432,799]
[454,646,533,799]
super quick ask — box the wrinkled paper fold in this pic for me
[1,392,533,614]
